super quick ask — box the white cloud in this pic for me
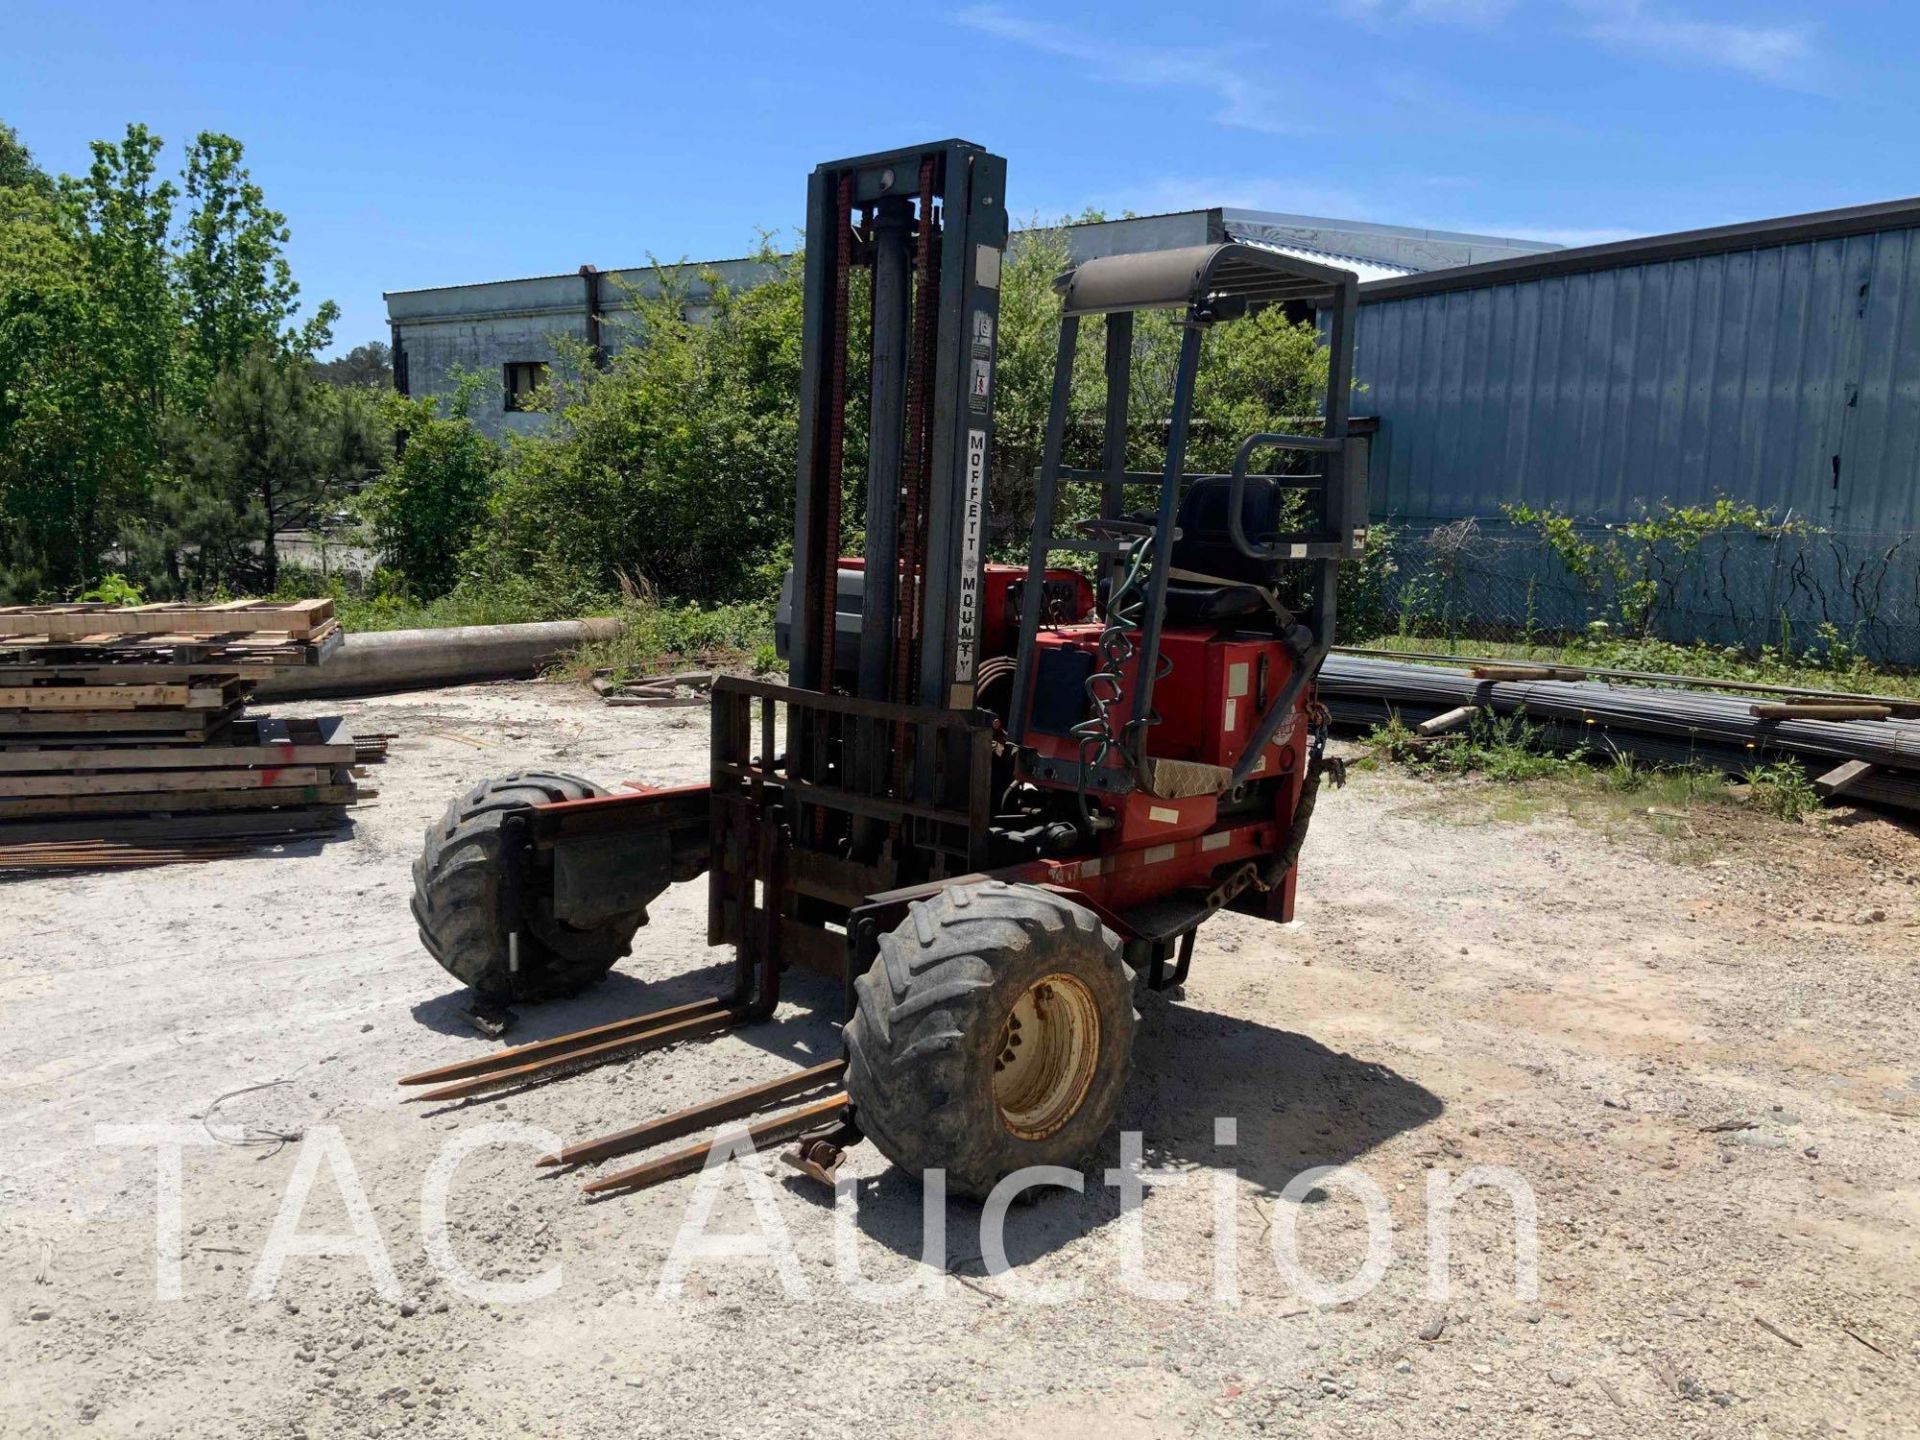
[1570,0,1818,86]
[954,6,1308,135]
[1342,1,1826,88]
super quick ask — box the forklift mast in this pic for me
[787,141,1010,716]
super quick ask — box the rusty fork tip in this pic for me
[533,1153,561,1167]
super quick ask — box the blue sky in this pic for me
[3,0,1908,353]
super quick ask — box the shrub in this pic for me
[357,375,500,597]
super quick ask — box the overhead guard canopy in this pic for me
[1054,241,1355,316]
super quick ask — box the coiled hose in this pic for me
[1069,542,1169,829]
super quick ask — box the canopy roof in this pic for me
[1054,241,1355,316]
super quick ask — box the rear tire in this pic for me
[845,880,1134,1198]
[411,771,647,1003]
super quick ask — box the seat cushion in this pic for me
[1162,579,1269,624]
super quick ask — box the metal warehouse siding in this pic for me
[1356,225,1920,532]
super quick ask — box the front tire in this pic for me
[410,771,647,1003]
[845,880,1135,1198]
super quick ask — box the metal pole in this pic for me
[1321,281,1357,570]
[1126,322,1203,764]
[1101,312,1133,595]
[1006,315,1081,744]
[789,167,837,695]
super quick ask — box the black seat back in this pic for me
[1170,474,1289,587]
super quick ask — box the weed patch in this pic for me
[560,598,775,682]
[1359,706,1823,843]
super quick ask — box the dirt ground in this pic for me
[3,679,1917,1439]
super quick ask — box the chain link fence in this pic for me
[1341,520,1920,666]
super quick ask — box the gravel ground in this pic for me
[3,678,1917,1438]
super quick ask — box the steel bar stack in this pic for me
[0,600,385,869]
[1318,654,1920,817]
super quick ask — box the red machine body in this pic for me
[1017,622,1312,922]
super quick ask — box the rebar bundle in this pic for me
[1318,655,1920,797]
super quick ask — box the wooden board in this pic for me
[0,718,355,774]
[0,683,185,708]
[0,598,333,641]
[0,703,238,737]
[0,842,256,870]
[1,762,337,798]
[1814,759,1876,798]
[0,808,347,845]
[0,676,246,711]
[0,665,248,685]
[1469,664,1590,682]
[0,777,361,819]
[0,620,339,666]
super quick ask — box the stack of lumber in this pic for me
[1317,653,1920,818]
[0,600,384,870]
[0,598,341,668]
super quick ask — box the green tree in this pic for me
[131,347,384,594]
[0,121,53,196]
[0,126,178,597]
[176,132,336,394]
[0,186,101,597]
[63,124,179,423]
[312,340,393,389]
[0,121,353,599]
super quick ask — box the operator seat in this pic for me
[1160,473,1292,625]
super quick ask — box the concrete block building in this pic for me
[384,207,1558,437]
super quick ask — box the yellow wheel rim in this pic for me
[992,972,1102,1140]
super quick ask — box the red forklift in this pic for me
[400,140,1368,1198]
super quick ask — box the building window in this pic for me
[503,361,548,412]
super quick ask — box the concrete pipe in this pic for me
[254,618,623,700]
